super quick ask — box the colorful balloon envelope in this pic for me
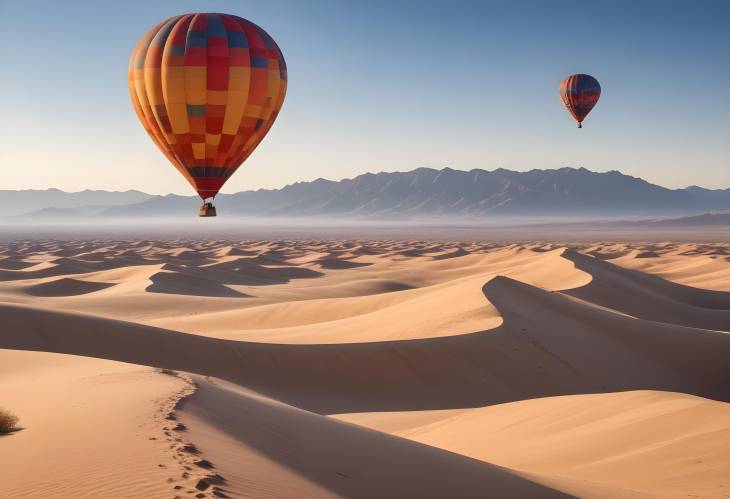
[559,74,600,128]
[128,13,287,215]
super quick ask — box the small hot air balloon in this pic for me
[559,74,600,128]
[129,13,287,216]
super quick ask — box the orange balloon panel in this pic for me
[129,13,287,199]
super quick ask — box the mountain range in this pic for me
[5,167,730,221]
[0,188,152,217]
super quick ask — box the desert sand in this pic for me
[1,238,729,498]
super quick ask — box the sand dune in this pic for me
[337,390,730,498]
[0,350,192,498]
[1,239,729,498]
[610,248,730,291]
[2,274,728,414]
[563,250,730,331]
[177,376,566,498]
[149,271,504,342]
[147,247,590,343]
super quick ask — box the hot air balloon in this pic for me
[128,13,287,216]
[558,74,600,128]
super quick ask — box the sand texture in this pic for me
[1,239,729,498]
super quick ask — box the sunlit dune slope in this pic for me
[337,390,730,499]
[610,246,730,291]
[0,350,189,498]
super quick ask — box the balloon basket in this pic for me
[199,202,217,217]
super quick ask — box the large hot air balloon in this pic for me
[129,13,287,216]
[558,74,600,128]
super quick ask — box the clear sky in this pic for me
[2,0,729,194]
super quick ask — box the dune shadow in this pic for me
[25,278,115,297]
[316,258,372,270]
[431,247,470,260]
[146,272,249,298]
[393,247,436,258]
[0,259,37,270]
[635,250,660,258]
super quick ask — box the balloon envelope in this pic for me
[129,13,287,199]
[559,74,600,127]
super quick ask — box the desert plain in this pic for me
[0,237,729,498]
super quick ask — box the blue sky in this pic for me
[2,0,728,194]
